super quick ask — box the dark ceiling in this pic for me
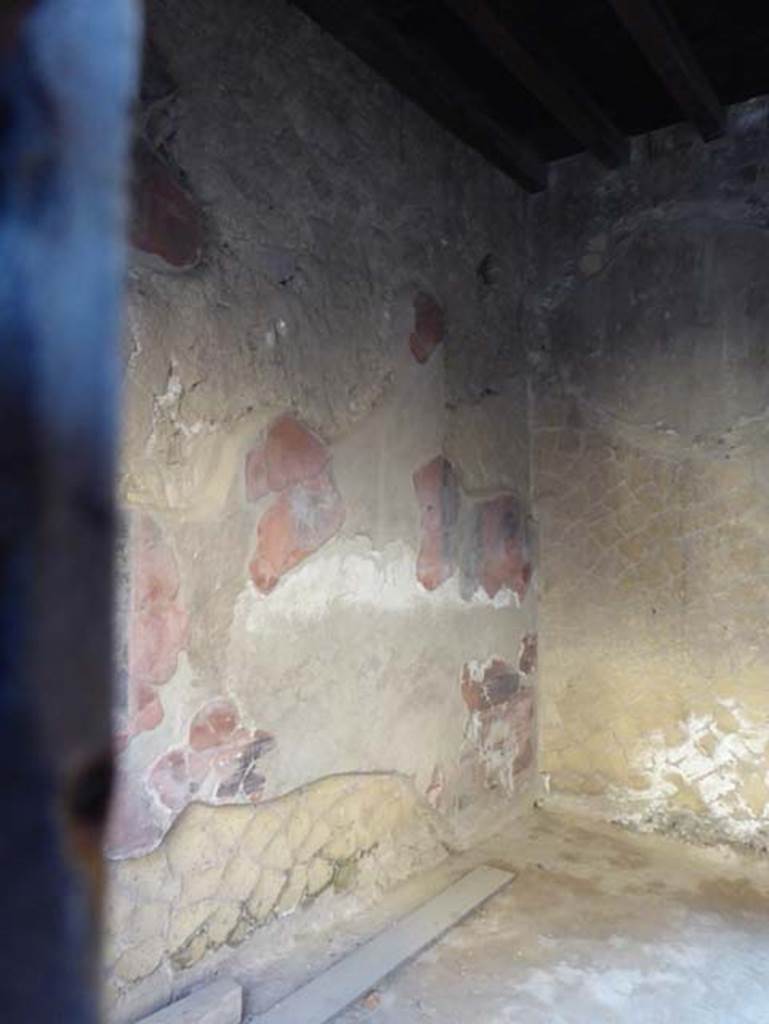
[289,0,769,191]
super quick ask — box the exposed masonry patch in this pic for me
[104,774,447,1011]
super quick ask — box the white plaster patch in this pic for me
[464,711,516,795]
[238,538,517,630]
[147,356,215,459]
[621,699,769,840]
[462,656,504,684]
[155,360,183,411]
[125,316,143,372]
[221,533,530,807]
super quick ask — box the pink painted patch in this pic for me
[148,749,196,813]
[109,704,276,858]
[109,511,281,857]
[425,764,445,809]
[133,682,165,733]
[409,291,445,364]
[106,772,165,859]
[129,604,187,688]
[128,518,188,688]
[149,712,275,816]
[119,516,187,748]
[244,445,269,502]
[249,467,345,593]
[476,496,531,600]
[189,698,240,751]
[413,455,459,590]
[264,414,330,492]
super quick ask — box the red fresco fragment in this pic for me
[189,698,240,751]
[264,414,330,492]
[133,682,165,733]
[131,138,203,269]
[409,291,445,364]
[148,748,212,814]
[149,749,196,813]
[249,467,345,593]
[461,658,520,712]
[148,704,275,815]
[461,658,536,790]
[477,495,531,601]
[129,518,187,688]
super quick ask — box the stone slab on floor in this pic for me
[137,979,242,1024]
[252,865,514,1024]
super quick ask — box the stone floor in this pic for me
[233,807,769,1024]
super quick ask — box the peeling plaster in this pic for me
[239,539,520,628]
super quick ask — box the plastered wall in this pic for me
[530,99,769,848]
[106,0,536,1016]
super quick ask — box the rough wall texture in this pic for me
[105,774,446,1021]
[107,0,535,1013]
[530,98,769,847]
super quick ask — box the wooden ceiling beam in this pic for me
[444,0,628,168]
[289,0,548,192]
[607,0,725,140]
